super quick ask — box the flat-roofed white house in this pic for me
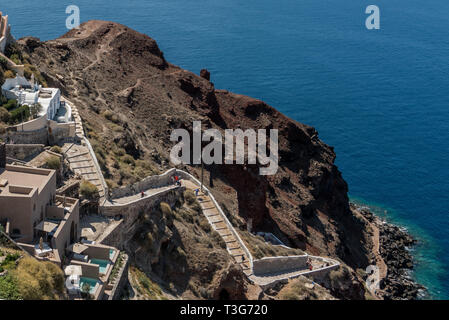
[2,75,62,121]
[1,76,75,135]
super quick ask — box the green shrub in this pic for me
[0,274,21,300]
[103,110,120,124]
[4,70,15,79]
[80,180,99,199]
[199,218,211,233]
[49,146,62,154]
[160,202,172,216]
[184,190,196,205]
[9,105,30,124]
[114,148,126,157]
[15,257,65,300]
[121,154,135,165]
[0,107,9,123]
[9,54,21,65]
[45,156,61,170]
[3,99,17,111]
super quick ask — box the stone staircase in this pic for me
[182,180,252,276]
[62,142,106,199]
[60,98,106,200]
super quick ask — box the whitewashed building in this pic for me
[1,75,61,121]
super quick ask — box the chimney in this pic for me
[0,142,6,168]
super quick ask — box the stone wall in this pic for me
[5,144,44,160]
[110,168,177,199]
[13,115,47,132]
[49,121,76,145]
[108,253,129,300]
[97,220,126,249]
[253,255,308,276]
[1,121,75,146]
[0,127,48,144]
[100,187,184,225]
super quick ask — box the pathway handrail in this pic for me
[83,136,109,204]
[176,169,254,269]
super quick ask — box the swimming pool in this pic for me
[90,259,110,274]
[109,249,115,260]
[79,277,98,294]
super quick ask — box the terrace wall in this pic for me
[0,127,48,144]
[100,187,183,219]
[253,255,309,276]
[84,243,111,260]
[108,253,129,300]
[110,168,176,199]
[71,260,99,279]
[5,144,44,161]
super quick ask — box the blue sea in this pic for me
[2,0,448,299]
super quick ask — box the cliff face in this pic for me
[18,21,370,270]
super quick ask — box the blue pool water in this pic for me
[2,0,448,299]
[79,277,98,294]
[90,259,110,274]
[109,249,115,260]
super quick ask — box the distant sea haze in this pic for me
[3,0,449,299]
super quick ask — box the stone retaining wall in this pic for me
[253,255,309,276]
[100,187,184,222]
[0,127,48,144]
[108,253,129,300]
[98,220,125,249]
[110,168,176,199]
[5,144,44,160]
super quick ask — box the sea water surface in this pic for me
[2,0,448,299]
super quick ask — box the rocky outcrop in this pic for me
[358,206,426,299]
[200,69,211,81]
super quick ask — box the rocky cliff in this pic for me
[18,21,375,296]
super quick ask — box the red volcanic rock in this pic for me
[200,69,211,81]
[20,20,371,271]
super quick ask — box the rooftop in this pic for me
[0,165,54,196]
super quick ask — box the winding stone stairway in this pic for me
[62,143,106,199]
[60,95,339,285]
[182,180,252,276]
[61,98,106,200]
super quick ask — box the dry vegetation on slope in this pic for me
[16,21,378,299]
[0,232,66,300]
[124,193,257,299]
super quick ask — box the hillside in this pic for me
[15,21,376,297]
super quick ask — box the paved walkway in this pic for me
[103,184,178,206]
